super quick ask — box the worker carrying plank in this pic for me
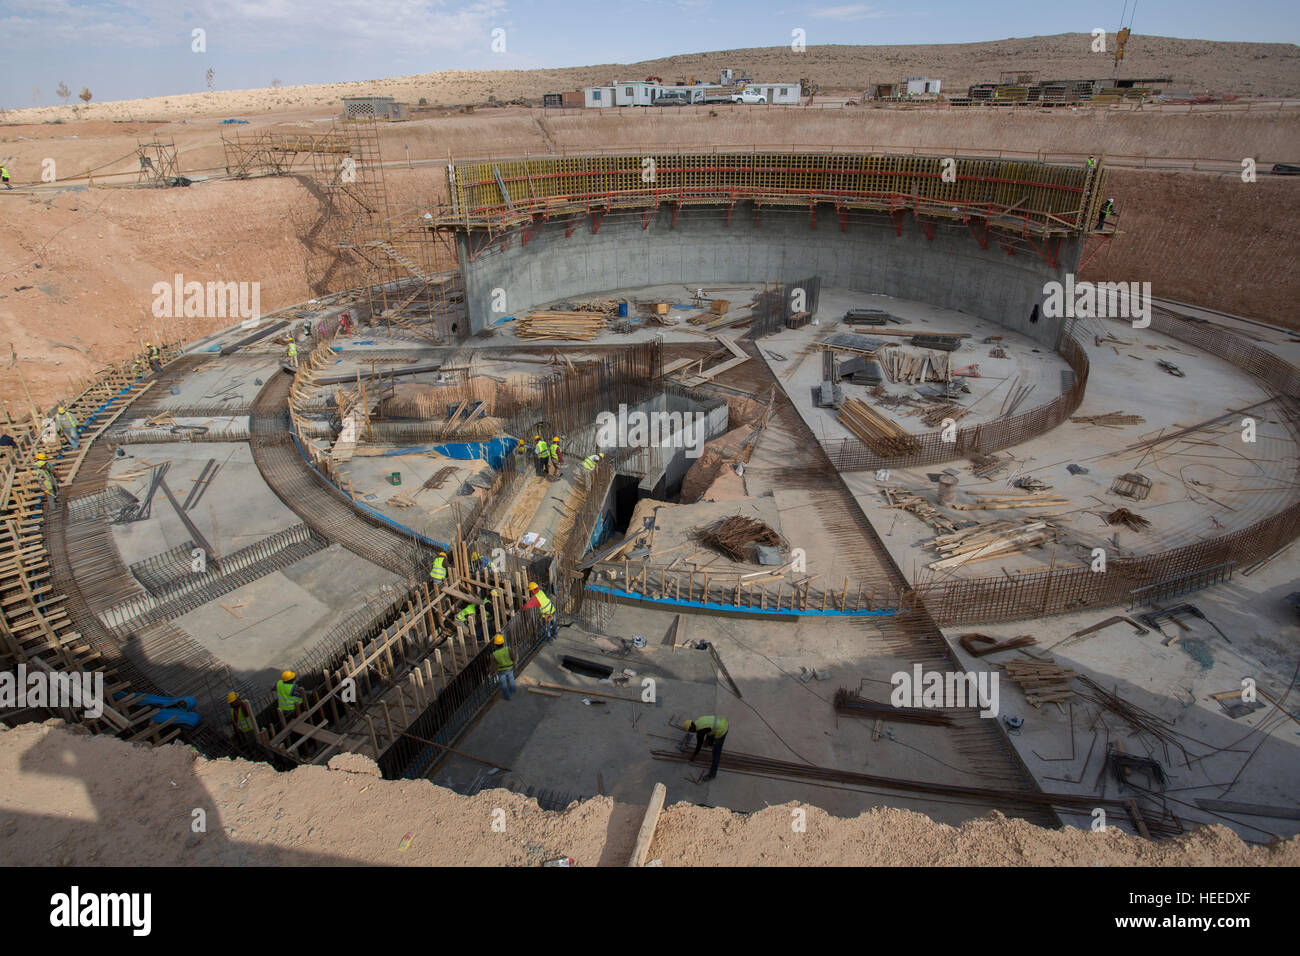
[522,581,556,642]
[684,716,729,781]
[533,434,550,477]
[492,634,516,700]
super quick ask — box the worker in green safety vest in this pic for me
[455,600,491,641]
[228,691,256,746]
[549,435,564,475]
[581,453,603,472]
[492,634,516,699]
[533,434,550,477]
[684,715,729,781]
[522,581,556,642]
[34,452,57,503]
[145,341,162,374]
[429,550,448,585]
[287,338,299,370]
[55,406,79,450]
[276,670,303,715]
[514,440,527,472]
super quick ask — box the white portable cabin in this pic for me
[903,77,941,95]
[747,83,801,105]
[613,81,660,106]
[583,86,616,108]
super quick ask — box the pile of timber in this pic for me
[923,519,1057,570]
[696,515,783,562]
[516,310,607,341]
[1070,411,1145,427]
[839,398,921,456]
[1106,507,1151,532]
[920,403,970,428]
[969,454,1012,478]
[951,491,1070,511]
[1000,658,1076,707]
[882,349,951,385]
[881,487,958,533]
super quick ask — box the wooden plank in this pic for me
[1194,799,1300,821]
[627,782,668,867]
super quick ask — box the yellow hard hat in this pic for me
[534,434,541,440]
[35,453,47,461]
[493,634,505,645]
[281,670,295,681]
[227,691,238,704]
[552,435,560,441]
[528,581,538,590]
[683,719,695,731]
[491,588,501,597]
[438,550,447,557]
[57,406,65,413]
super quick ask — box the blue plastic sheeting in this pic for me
[492,315,517,325]
[584,583,899,618]
[114,692,197,710]
[204,343,222,352]
[430,437,517,471]
[590,512,613,551]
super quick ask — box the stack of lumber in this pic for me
[923,519,1056,570]
[951,491,1070,511]
[1000,658,1076,707]
[881,487,958,533]
[1070,411,1145,427]
[882,349,951,384]
[516,311,607,340]
[920,403,970,427]
[969,454,1011,478]
[839,398,921,456]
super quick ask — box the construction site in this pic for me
[0,28,1298,872]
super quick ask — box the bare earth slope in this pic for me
[2,723,1295,866]
[4,34,1299,124]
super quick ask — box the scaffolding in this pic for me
[440,151,1109,248]
[136,140,180,187]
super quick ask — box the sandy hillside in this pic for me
[2,722,1295,866]
[4,34,1299,125]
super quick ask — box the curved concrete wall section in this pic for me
[459,203,1082,349]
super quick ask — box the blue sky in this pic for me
[1,0,1296,108]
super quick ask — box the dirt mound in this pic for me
[2,722,1294,866]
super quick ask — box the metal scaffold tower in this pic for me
[136,140,180,187]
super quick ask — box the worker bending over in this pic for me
[492,634,516,700]
[684,715,729,781]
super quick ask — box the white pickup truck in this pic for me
[731,88,767,104]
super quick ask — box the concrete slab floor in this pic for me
[170,543,402,689]
[439,603,1020,827]
[108,442,300,567]
[336,449,486,543]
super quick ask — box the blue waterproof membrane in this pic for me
[590,512,613,551]
[584,583,898,618]
[429,437,517,471]
[151,708,202,729]
[492,315,517,325]
[114,692,197,710]
[204,343,222,352]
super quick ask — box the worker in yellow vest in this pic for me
[455,600,491,641]
[227,691,256,747]
[492,634,516,699]
[34,452,57,503]
[684,715,729,781]
[581,452,603,472]
[276,670,303,716]
[287,338,299,370]
[429,550,448,586]
[533,434,550,477]
[145,341,162,373]
[549,435,564,474]
[514,440,528,472]
[55,406,79,450]
[522,581,556,642]
[0,164,11,189]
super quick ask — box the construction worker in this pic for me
[455,600,491,641]
[549,435,564,473]
[55,406,79,450]
[533,434,550,477]
[145,341,162,373]
[684,715,729,781]
[34,452,57,503]
[428,550,448,586]
[276,670,303,716]
[492,634,516,700]
[0,164,10,189]
[1097,197,1115,230]
[522,581,556,642]
[514,439,528,472]
[581,452,604,472]
[227,691,256,747]
[287,338,299,370]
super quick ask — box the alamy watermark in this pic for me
[595,404,707,458]
[1,664,104,719]
[1042,274,1151,328]
[891,664,999,718]
[152,274,261,328]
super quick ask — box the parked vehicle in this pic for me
[653,90,690,106]
[731,88,767,104]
